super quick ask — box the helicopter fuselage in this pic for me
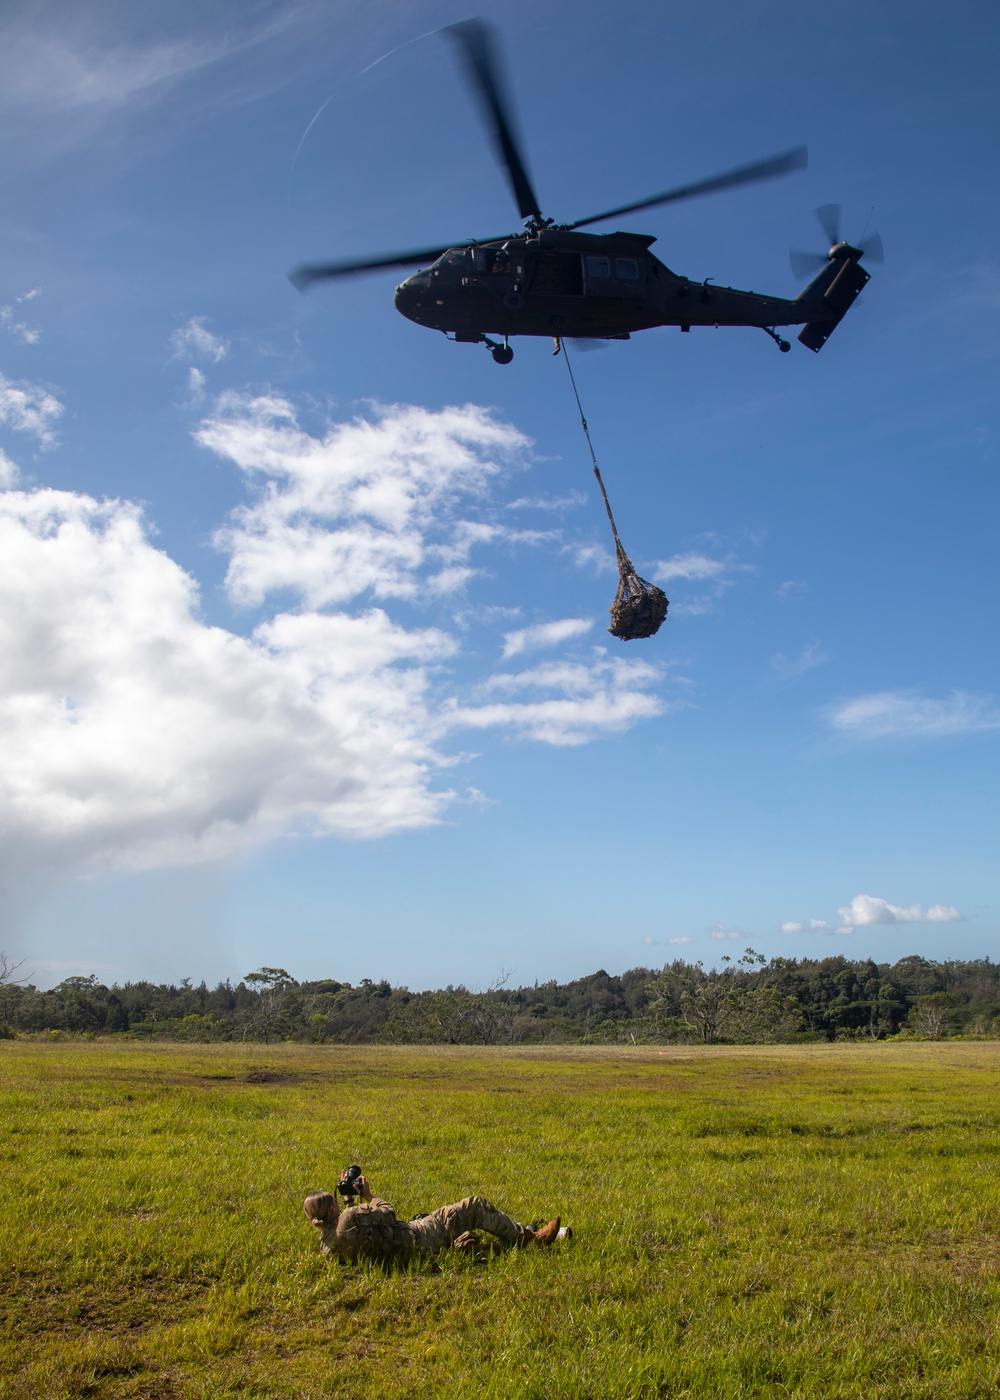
[393,227,847,350]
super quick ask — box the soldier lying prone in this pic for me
[304,1169,570,1262]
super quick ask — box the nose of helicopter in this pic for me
[394,274,431,325]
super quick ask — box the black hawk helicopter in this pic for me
[291,20,881,364]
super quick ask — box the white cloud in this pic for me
[668,936,694,946]
[709,925,742,941]
[187,367,206,399]
[771,640,827,679]
[0,372,63,447]
[776,580,807,600]
[203,396,533,609]
[0,15,284,114]
[783,896,964,937]
[780,918,834,934]
[1,304,41,345]
[171,317,229,364]
[0,400,666,872]
[507,491,587,512]
[450,655,665,747]
[827,690,1000,741]
[0,488,459,869]
[0,449,20,488]
[501,618,593,659]
[836,894,964,928]
[651,550,750,616]
[653,552,731,583]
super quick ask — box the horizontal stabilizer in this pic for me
[798,257,870,352]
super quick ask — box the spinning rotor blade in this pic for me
[443,20,543,222]
[815,203,841,246]
[861,230,884,264]
[789,212,885,281]
[565,146,807,231]
[290,242,462,289]
[789,248,829,280]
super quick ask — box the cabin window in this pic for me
[586,255,610,279]
[615,257,639,280]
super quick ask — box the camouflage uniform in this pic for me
[317,1195,530,1262]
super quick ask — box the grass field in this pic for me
[3,1041,1000,1398]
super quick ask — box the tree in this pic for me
[0,952,28,1037]
[647,951,801,1045]
[909,992,957,1040]
[243,967,298,1043]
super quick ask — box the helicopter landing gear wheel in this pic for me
[763,326,792,353]
[491,345,514,364]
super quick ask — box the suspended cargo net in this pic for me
[607,530,669,641]
[561,343,668,641]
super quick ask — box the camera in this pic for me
[337,1164,364,1200]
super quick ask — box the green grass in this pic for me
[4,1042,1000,1398]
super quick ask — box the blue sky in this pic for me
[1,0,997,990]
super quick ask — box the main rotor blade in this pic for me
[289,242,458,290]
[443,20,543,222]
[565,146,808,230]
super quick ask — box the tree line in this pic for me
[3,950,1000,1044]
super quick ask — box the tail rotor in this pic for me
[790,204,884,279]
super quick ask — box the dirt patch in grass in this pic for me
[1,1276,215,1341]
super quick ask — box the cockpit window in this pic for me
[615,257,639,280]
[445,250,468,266]
[586,255,610,279]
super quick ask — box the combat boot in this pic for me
[530,1216,561,1246]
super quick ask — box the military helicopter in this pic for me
[291,20,880,364]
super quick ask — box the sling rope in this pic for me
[560,342,668,641]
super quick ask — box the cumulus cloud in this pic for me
[836,894,964,928]
[501,618,593,659]
[0,488,460,869]
[668,936,694,946]
[0,449,20,488]
[171,317,229,364]
[203,396,539,609]
[0,372,63,447]
[709,925,742,941]
[781,896,963,936]
[827,690,1000,741]
[0,399,666,873]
